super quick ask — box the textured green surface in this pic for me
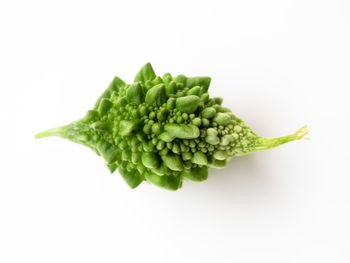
[35,63,308,190]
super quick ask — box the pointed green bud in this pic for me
[134,62,156,83]
[192,118,202,126]
[192,151,208,165]
[152,123,162,135]
[122,150,132,162]
[98,98,113,115]
[143,123,151,135]
[166,97,176,110]
[84,110,99,122]
[126,83,144,104]
[91,120,110,131]
[213,97,223,105]
[182,152,192,161]
[138,105,148,115]
[156,140,165,151]
[205,135,220,145]
[176,95,200,114]
[185,77,211,92]
[141,152,160,169]
[213,113,231,126]
[145,83,166,106]
[149,111,156,119]
[151,76,163,86]
[162,73,172,85]
[157,108,169,121]
[159,147,169,156]
[131,152,141,164]
[158,132,173,142]
[119,120,142,136]
[208,159,227,169]
[173,74,187,85]
[153,164,167,176]
[218,107,231,113]
[234,125,243,132]
[202,107,216,119]
[207,128,218,136]
[213,150,227,160]
[159,124,200,142]
[200,93,209,104]
[186,86,201,96]
[94,76,125,109]
[172,142,181,154]
[161,153,184,171]
[220,134,233,146]
[202,119,210,127]
[136,163,146,174]
[165,81,177,96]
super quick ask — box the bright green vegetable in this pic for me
[35,62,308,191]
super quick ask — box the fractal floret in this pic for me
[35,63,308,190]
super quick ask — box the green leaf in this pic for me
[94,76,125,109]
[182,167,208,182]
[97,141,118,164]
[134,62,156,83]
[145,173,182,191]
[118,167,144,189]
[107,163,118,173]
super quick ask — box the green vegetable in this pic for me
[35,62,309,191]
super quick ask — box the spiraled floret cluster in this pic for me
[35,63,308,190]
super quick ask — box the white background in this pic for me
[1,0,350,262]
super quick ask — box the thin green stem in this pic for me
[34,126,66,139]
[254,125,309,151]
